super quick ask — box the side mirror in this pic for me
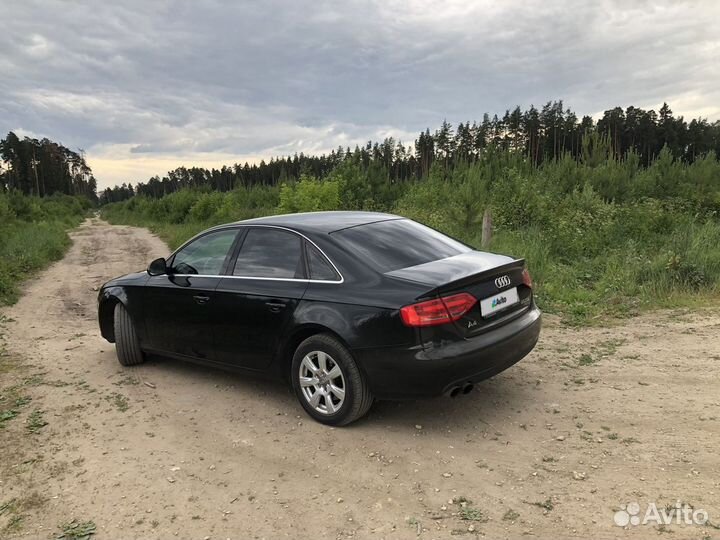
[147,257,168,276]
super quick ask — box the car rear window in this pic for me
[332,219,471,273]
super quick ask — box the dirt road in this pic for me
[1,218,719,540]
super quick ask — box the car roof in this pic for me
[235,211,401,234]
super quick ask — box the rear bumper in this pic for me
[353,306,541,399]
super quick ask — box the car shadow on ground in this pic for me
[366,371,535,430]
[138,353,536,430]
[141,353,294,396]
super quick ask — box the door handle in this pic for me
[193,294,210,305]
[265,301,287,312]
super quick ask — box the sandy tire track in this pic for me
[1,217,719,539]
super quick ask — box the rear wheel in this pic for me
[291,334,373,426]
[113,303,145,366]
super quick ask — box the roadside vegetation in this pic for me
[100,102,720,323]
[0,193,91,305]
[0,133,97,305]
[101,137,720,324]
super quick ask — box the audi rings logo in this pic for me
[495,275,511,288]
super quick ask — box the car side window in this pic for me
[306,242,340,281]
[233,228,303,279]
[171,229,238,275]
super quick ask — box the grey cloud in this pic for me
[1,0,718,187]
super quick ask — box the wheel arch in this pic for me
[275,323,354,379]
[98,288,129,343]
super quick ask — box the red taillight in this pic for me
[522,268,532,288]
[400,292,477,327]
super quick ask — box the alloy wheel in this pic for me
[298,350,346,415]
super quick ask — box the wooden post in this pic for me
[481,208,492,249]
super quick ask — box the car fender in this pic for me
[98,286,127,342]
[98,286,146,342]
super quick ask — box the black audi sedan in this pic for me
[98,211,541,425]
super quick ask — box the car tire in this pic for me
[291,333,373,426]
[113,303,145,366]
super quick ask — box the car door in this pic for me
[213,227,309,370]
[142,227,240,360]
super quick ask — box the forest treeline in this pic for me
[0,132,98,200]
[99,101,720,203]
[102,123,720,323]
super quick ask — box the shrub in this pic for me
[189,192,225,222]
[278,175,340,213]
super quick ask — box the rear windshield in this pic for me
[332,219,471,273]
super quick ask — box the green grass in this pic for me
[0,395,32,428]
[0,409,20,424]
[26,409,47,433]
[578,353,595,366]
[0,492,47,535]
[105,392,129,412]
[56,519,96,540]
[527,497,555,512]
[459,506,486,521]
[0,499,16,516]
[0,193,89,305]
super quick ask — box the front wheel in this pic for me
[291,334,373,426]
[113,303,145,366]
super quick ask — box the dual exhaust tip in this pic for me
[448,382,474,398]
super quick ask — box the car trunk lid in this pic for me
[386,251,532,338]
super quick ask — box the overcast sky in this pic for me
[1,0,718,189]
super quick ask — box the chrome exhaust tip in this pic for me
[449,386,461,398]
[462,382,474,395]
